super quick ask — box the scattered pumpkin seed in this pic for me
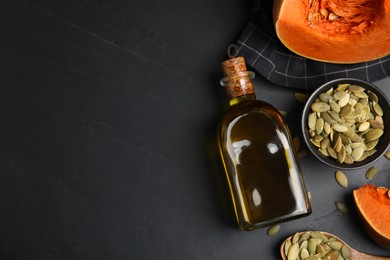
[335,171,348,188]
[335,201,349,214]
[294,92,308,104]
[384,151,390,160]
[267,224,280,236]
[366,166,378,180]
[279,110,287,116]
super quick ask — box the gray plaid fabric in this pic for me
[236,0,390,90]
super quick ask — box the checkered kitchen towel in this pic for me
[236,0,390,90]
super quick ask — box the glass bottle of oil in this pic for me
[218,56,311,230]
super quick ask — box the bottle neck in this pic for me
[229,94,256,106]
[220,71,256,106]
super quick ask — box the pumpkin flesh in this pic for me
[353,184,390,250]
[273,0,390,63]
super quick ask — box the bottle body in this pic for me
[218,99,311,230]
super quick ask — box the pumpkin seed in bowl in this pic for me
[301,78,390,170]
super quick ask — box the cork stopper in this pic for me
[220,57,255,98]
[221,56,248,76]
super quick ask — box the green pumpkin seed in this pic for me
[348,84,365,92]
[319,93,332,103]
[358,121,370,132]
[339,104,352,117]
[287,243,300,260]
[321,112,337,124]
[327,147,338,159]
[338,145,347,163]
[344,154,354,164]
[295,92,308,104]
[368,91,379,103]
[338,93,350,107]
[320,137,330,149]
[308,113,317,129]
[316,118,325,134]
[353,91,368,98]
[370,119,384,130]
[329,100,340,113]
[332,123,348,133]
[284,239,292,257]
[300,248,310,259]
[333,91,347,101]
[365,128,384,141]
[328,241,343,251]
[354,102,363,113]
[359,97,369,106]
[365,139,379,151]
[337,83,350,91]
[375,115,384,124]
[333,134,342,152]
[341,245,350,259]
[308,238,322,254]
[267,224,280,236]
[351,146,364,161]
[384,151,390,160]
[312,102,331,112]
[373,102,384,116]
[355,152,369,162]
[335,201,349,214]
[366,166,378,180]
[310,139,321,148]
[335,171,348,188]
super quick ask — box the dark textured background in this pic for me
[0,0,389,259]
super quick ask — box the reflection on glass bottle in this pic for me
[217,56,311,230]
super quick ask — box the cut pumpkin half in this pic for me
[273,0,390,63]
[353,184,390,250]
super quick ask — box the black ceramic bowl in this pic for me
[301,78,390,170]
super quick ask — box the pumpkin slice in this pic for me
[353,184,390,250]
[273,0,390,63]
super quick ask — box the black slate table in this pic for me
[1,1,390,259]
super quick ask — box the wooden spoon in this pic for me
[280,231,390,260]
